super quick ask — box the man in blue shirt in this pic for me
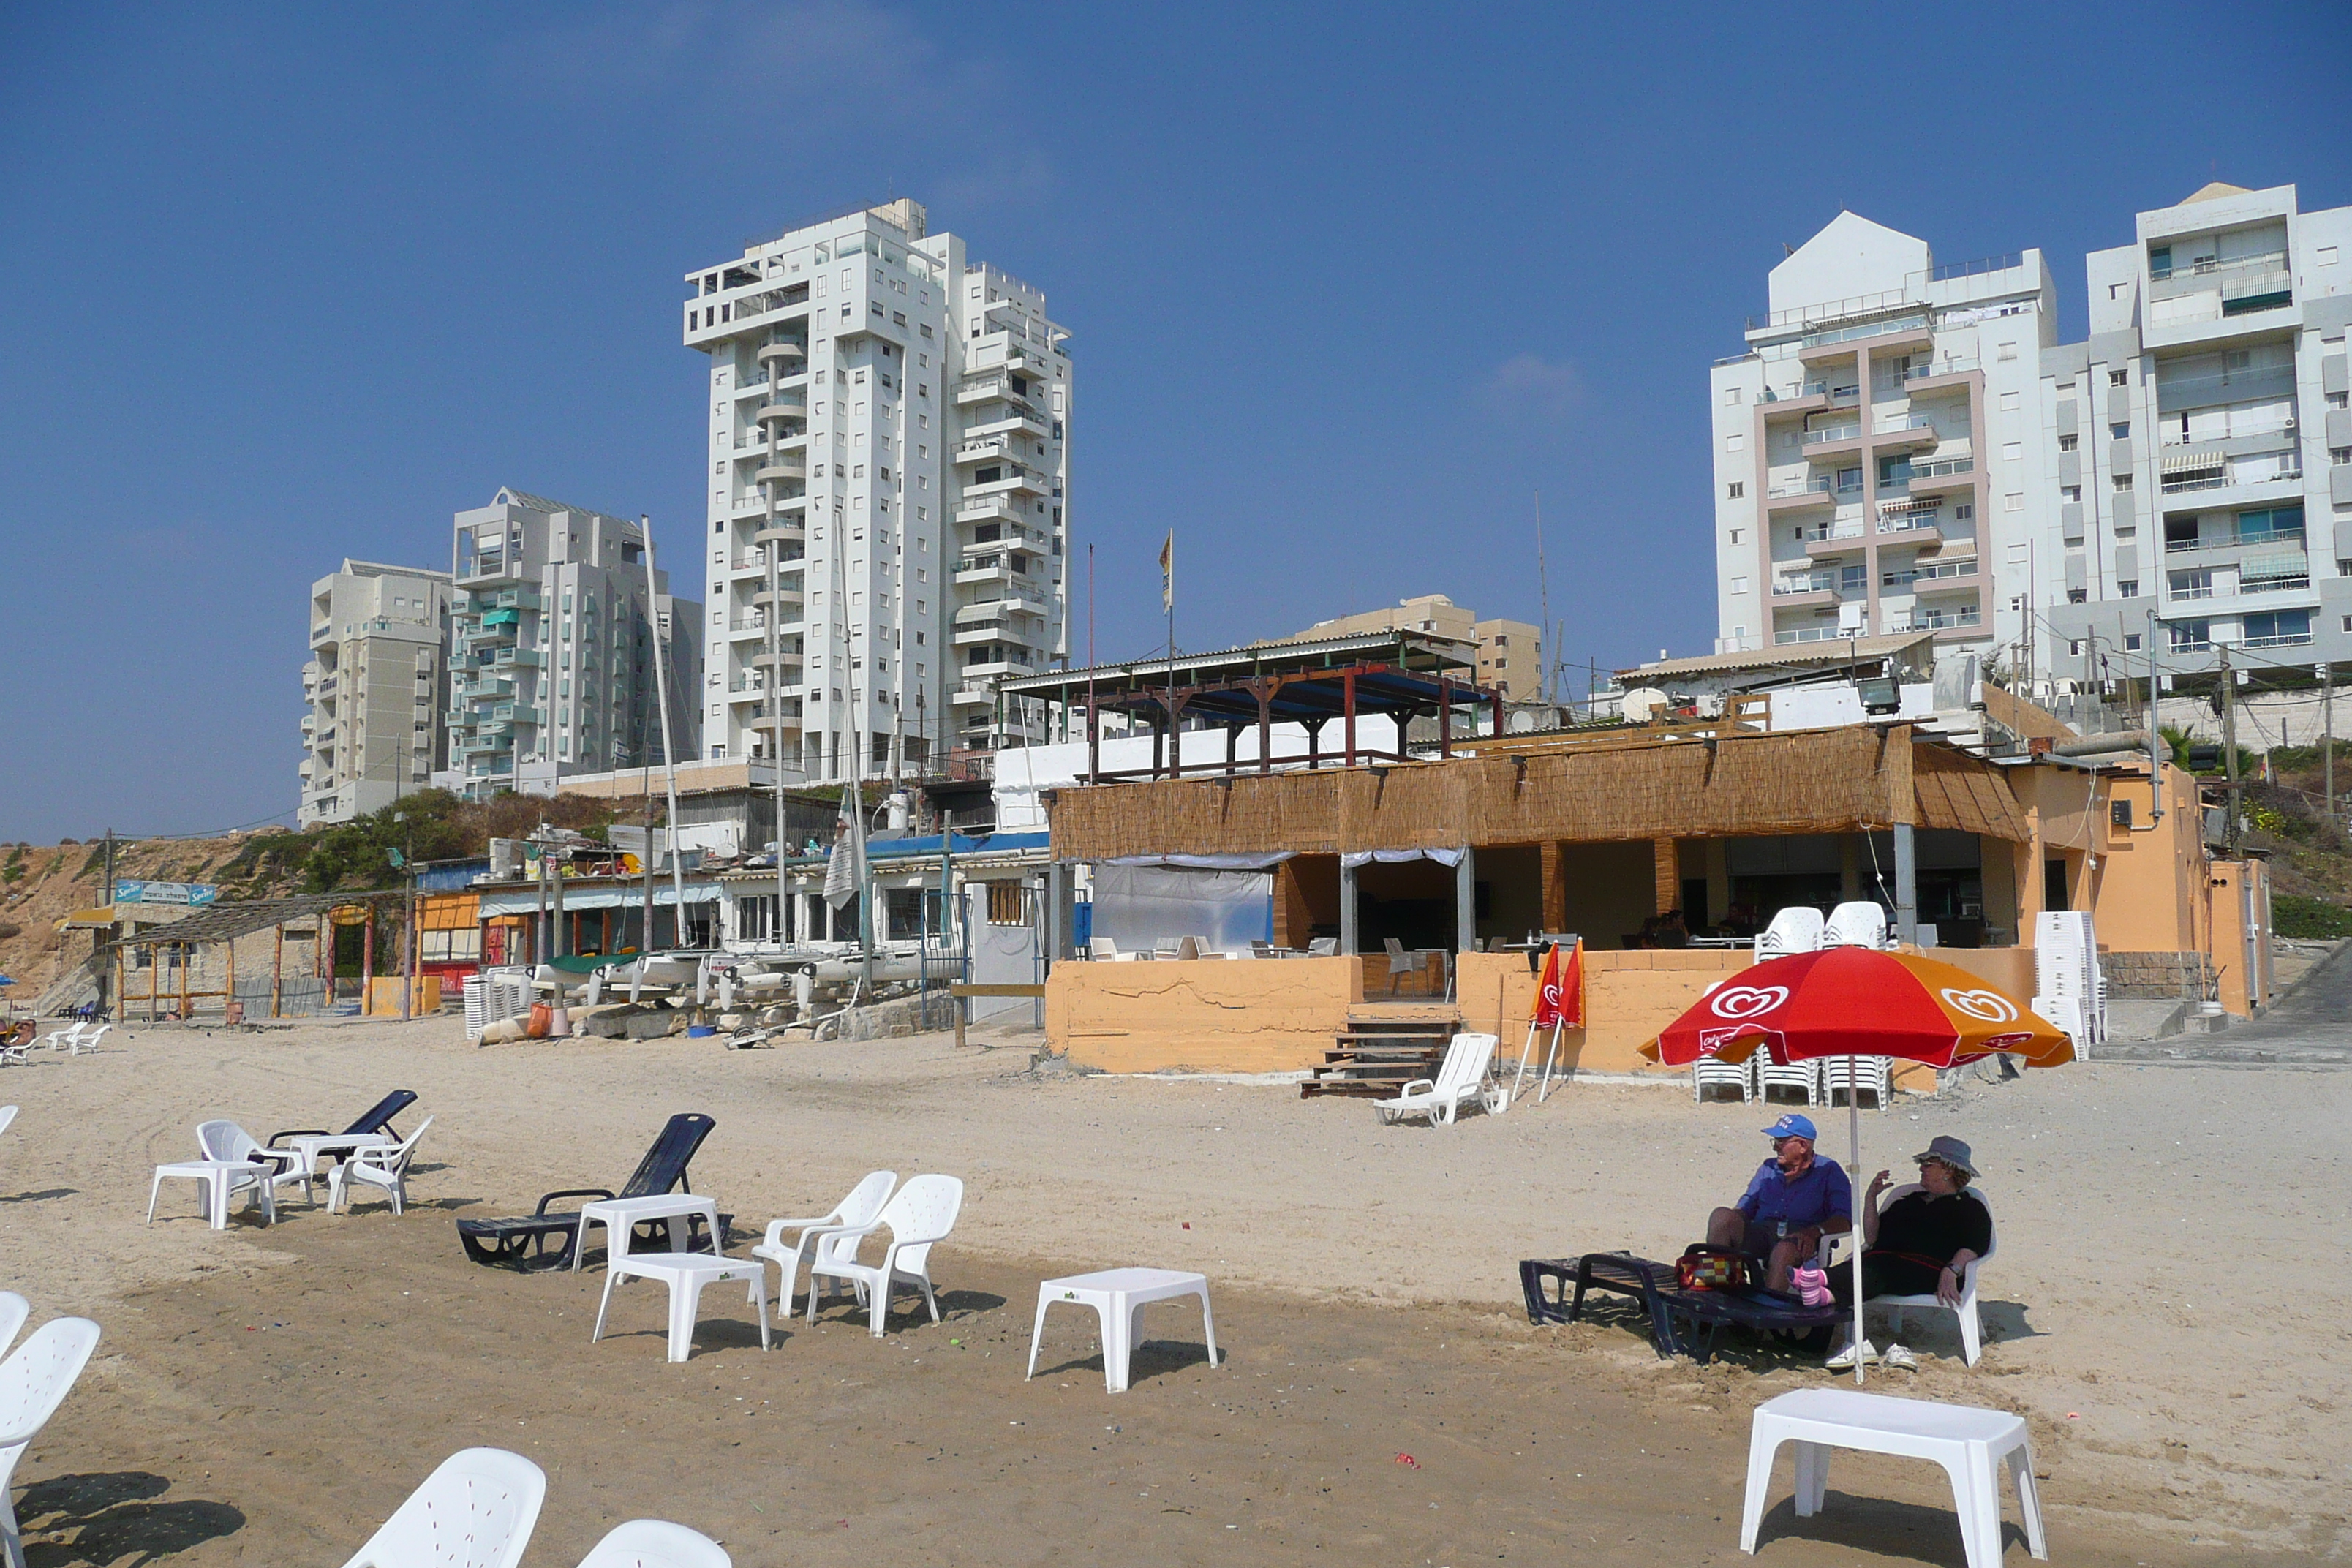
[1705,1112,1853,1292]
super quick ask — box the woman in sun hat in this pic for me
[1825,1134,1992,1370]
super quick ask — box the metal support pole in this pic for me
[1438,677,1452,758]
[1455,848,1477,956]
[1893,821,1918,946]
[271,924,284,1019]
[1343,671,1357,766]
[1338,858,1360,956]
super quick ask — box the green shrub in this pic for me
[2272,894,2352,940]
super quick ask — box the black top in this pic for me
[1872,1190,1991,1271]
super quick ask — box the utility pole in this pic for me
[1534,489,1550,706]
[2219,643,2241,855]
[2322,660,2336,830]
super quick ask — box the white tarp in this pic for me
[1340,847,1466,869]
[1089,863,1273,955]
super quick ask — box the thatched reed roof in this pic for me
[1046,726,2030,860]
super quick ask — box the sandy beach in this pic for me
[0,1016,2342,1564]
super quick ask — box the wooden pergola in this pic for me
[105,892,407,1021]
[997,630,1504,783]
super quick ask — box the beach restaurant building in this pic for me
[1034,721,2267,1077]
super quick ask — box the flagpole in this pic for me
[1163,530,1176,780]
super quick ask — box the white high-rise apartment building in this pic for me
[2043,184,2352,678]
[1711,213,2057,659]
[683,198,1071,783]
[434,489,701,801]
[299,559,451,824]
[1713,184,2352,684]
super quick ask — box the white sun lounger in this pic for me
[337,1447,546,1568]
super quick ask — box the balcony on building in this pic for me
[1795,309,1932,366]
[1885,454,1976,498]
[1765,474,1863,511]
[751,585,805,614]
[752,521,807,549]
[1872,411,1942,453]
[755,456,808,489]
[2146,228,2293,336]
[757,398,809,435]
[1798,423,1863,459]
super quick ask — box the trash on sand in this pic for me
[1395,1453,1420,1469]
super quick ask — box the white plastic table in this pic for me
[592,1251,771,1363]
[1026,1268,1219,1393]
[574,1194,723,1272]
[1741,1388,2046,1568]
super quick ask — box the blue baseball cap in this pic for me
[1763,1113,1818,1141]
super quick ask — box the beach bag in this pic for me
[1676,1245,1749,1292]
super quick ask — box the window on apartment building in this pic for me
[2114,473,2134,491]
[1727,481,1744,499]
[2067,591,2087,605]
[2110,422,2130,440]
[2059,434,2078,452]
[2108,369,2128,387]
[2002,442,2023,461]
[1723,387,1742,406]
[2010,596,2025,611]
[2117,580,2139,598]
[1730,576,1749,595]
[2123,633,2143,651]
[1725,433,1744,453]
[1728,528,1744,546]
[2004,493,2024,512]
[2062,486,2082,502]
[1998,342,2017,361]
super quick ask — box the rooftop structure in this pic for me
[997,629,1502,783]
[1277,594,1544,701]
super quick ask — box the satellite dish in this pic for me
[1621,687,1670,723]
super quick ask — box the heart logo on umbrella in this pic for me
[1709,984,1788,1020]
[1940,987,2018,1024]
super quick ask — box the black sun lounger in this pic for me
[456,1112,717,1270]
[268,1089,419,1152]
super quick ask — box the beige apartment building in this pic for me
[1279,594,1542,699]
[299,559,451,825]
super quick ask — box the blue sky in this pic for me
[2,1,2345,842]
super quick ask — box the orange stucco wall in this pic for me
[2088,760,2208,955]
[1047,956,1365,1074]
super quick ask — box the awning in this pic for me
[475,882,721,916]
[2160,447,2224,475]
[1341,847,1466,870]
[2240,549,2310,583]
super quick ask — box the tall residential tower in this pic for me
[683,198,1071,782]
[434,489,700,800]
[298,559,451,825]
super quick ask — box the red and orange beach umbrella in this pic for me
[1642,946,2071,1380]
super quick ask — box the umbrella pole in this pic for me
[1850,1058,1865,1387]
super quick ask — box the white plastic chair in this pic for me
[0,1317,104,1568]
[1088,937,1120,962]
[337,1447,546,1568]
[1825,1185,1997,1365]
[1306,938,1338,957]
[1756,907,1825,958]
[1692,1055,1754,1104]
[575,1520,731,1568]
[0,1107,15,1140]
[147,1120,284,1229]
[1757,1055,1821,1107]
[751,1170,896,1318]
[1823,901,1889,950]
[1372,1033,1501,1128]
[328,1117,434,1216]
[37,1024,86,1055]
[804,1173,965,1337]
[62,1025,110,1056]
[0,1295,26,1362]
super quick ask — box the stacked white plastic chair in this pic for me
[2031,911,2104,1049]
[464,968,536,1043]
[1822,901,1889,951]
[1747,908,1828,1105]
